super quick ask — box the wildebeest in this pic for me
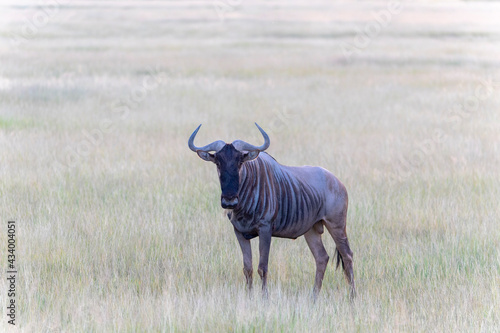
[188,123,356,299]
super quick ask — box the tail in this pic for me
[335,248,345,270]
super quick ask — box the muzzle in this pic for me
[221,196,238,209]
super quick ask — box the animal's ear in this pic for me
[242,150,260,162]
[197,151,216,162]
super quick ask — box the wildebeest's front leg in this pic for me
[234,228,253,293]
[258,224,272,299]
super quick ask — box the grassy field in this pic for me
[1,1,500,331]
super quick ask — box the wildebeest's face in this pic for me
[189,123,269,209]
[197,144,259,209]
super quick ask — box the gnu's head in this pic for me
[188,123,270,209]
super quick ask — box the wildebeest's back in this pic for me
[231,153,329,239]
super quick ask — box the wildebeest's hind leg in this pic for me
[304,222,329,299]
[324,214,356,300]
[234,228,253,294]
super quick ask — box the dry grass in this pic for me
[1,1,500,332]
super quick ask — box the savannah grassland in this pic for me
[1,1,500,332]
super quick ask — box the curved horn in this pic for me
[232,123,270,152]
[188,124,225,152]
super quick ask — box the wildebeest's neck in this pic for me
[235,153,276,220]
[233,152,323,237]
